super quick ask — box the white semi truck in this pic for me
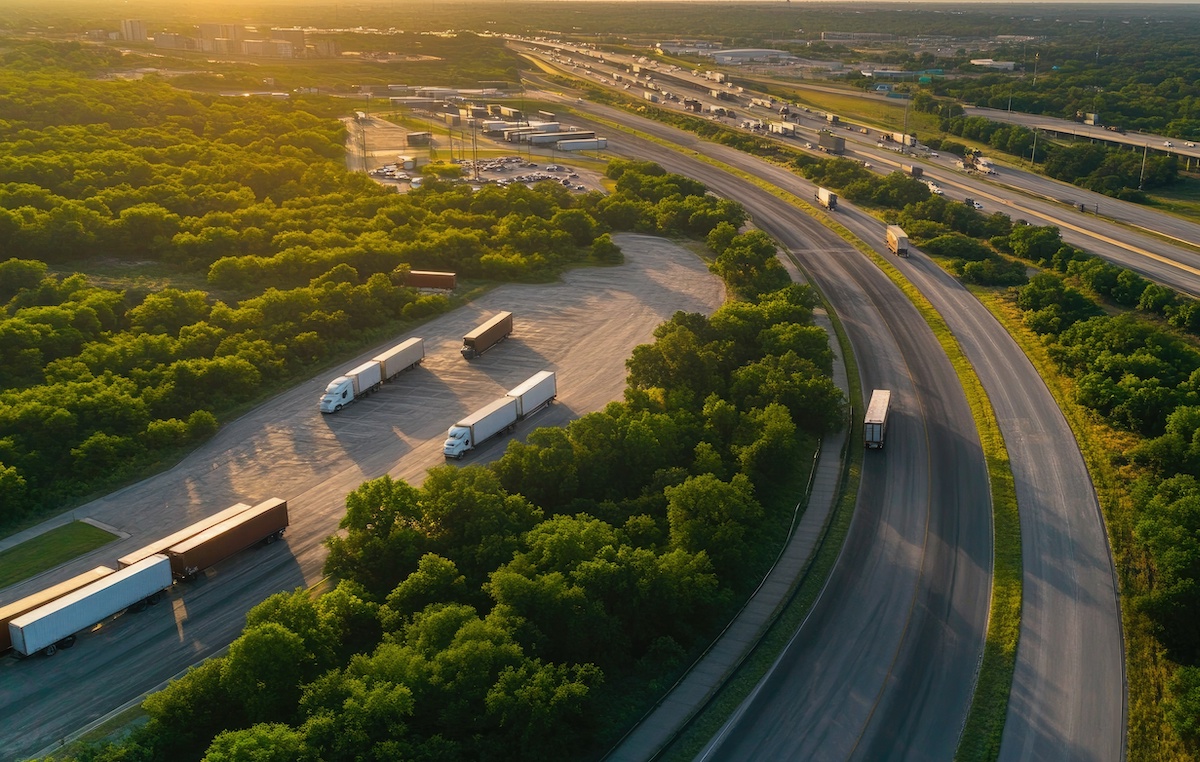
[320,338,424,413]
[9,555,173,657]
[864,389,892,449]
[507,371,557,418]
[443,397,519,459]
[816,187,838,210]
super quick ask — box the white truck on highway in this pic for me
[320,338,424,413]
[864,389,892,449]
[8,555,173,657]
[443,396,520,459]
[816,187,838,210]
[886,225,910,258]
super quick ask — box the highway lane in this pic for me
[555,90,1123,760]
[0,236,725,761]
[552,97,993,759]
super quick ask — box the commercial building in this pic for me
[120,20,147,42]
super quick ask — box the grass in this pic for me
[0,522,118,589]
[1145,175,1200,225]
[560,74,1022,760]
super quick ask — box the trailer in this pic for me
[166,498,289,581]
[891,132,917,147]
[901,164,924,179]
[373,338,425,381]
[0,566,115,653]
[403,270,457,290]
[117,502,253,569]
[507,371,557,418]
[461,311,514,360]
[864,390,892,449]
[9,555,172,657]
[557,138,608,151]
[817,187,838,210]
[886,225,910,258]
[526,131,596,146]
[827,113,840,124]
[769,121,798,137]
[817,132,845,155]
[443,397,520,459]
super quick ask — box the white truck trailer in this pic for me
[886,225,910,258]
[817,187,838,210]
[320,360,383,413]
[373,337,425,381]
[9,555,173,657]
[864,390,892,449]
[507,371,557,418]
[443,397,520,459]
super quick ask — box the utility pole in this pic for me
[1033,52,1040,86]
[1139,143,1149,189]
[1030,129,1038,166]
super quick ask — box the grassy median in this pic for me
[0,521,118,589]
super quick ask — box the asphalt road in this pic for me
[552,89,1123,760]
[544,96,994,759]
[0,236,725,761]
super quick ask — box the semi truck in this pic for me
[320,338,424,413]
[166,498,289,581]
[403,270,456,290]
[461,312,513,360]
[891,132,917,147]
[0,566,115,653]
[827,113,840,124]
[507,371,557,418]
[443,396,519,459]
[886,225,910,258]
[864,390,892,449]
[8,555,172,657]
[901,164,923,179]
[557,138,608,151]
[817,131,845,155]
[816,187,838,210]
[117,502,253,569]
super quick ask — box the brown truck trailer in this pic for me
[461,311,513,360]
[0,566,115,652]
[403,270,457,290]
[166,498,289,581]
[117,502,253,569]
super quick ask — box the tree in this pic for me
[665,473,763,578]
[202,723,305,762]
[380,554,470,630]
[221,623,313,724]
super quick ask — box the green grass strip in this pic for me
[0,521,118,589]
[542,76,1021,759]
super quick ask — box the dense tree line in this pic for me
[0,43,745,530]
[59,216,843,760]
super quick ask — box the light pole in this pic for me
[1139,143,1149,189]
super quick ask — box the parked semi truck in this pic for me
[117,502,252,569]
[443,397,519,459]
[507,371,557,418]
[816,187,838,210]
[461,312,513,360]
[864,389,892,449]
[886,225,910,258]
[320,338,425,412]
[0,566,114,653]
[166,498,289,581]
[9,555,172,657]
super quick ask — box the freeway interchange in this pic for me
[0,42,1160,762]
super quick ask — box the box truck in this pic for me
[0,566,115,653]
[9,555,172,657]
[816,187,838,210]
[117,502,253,570]
[461,312,513,360]
[886,225,910,258]
[443,397,519,459]
[320,360,383,413]
[373,338,425,382]
[166,498,289,581]
[507,371,557,418]
[864,390,892,449]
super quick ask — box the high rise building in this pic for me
[120,19,147,42]
[269,27,306,56]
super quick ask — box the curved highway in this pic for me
[545,83,1123,760]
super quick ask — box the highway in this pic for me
[0,236,725,761]
[541,82,1123,760]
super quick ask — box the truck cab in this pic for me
[443,426,471,459]
[320,377,353,413]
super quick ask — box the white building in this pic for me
[970,58,1016,71]
[120,20,147,42]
